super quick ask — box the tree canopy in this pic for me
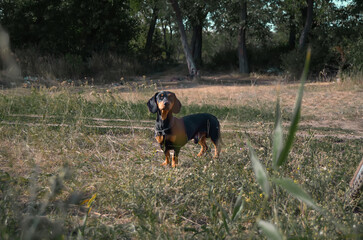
[0,0,362,81]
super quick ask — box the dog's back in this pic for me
[183,113,220,145]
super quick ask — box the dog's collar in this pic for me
[155,118,174,136]
[155,126,172,136]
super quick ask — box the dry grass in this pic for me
[110,81,363,137]
[0,81,362,239]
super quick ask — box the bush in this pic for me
[247,44,288,73]
[87,52,142,83]
[207,48,238,71]
[281,44,336,80]
[15,48,86,80]
[14,49,143,84]
[281,50,306,80]
[346,37,363,72]
[207,45,288,74]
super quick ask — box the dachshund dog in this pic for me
[147,91,221,167]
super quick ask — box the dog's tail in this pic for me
[218,123,223,148]
[212,121,223,157]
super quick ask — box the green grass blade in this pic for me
[276,48,311,167]
[258,220,284,240]
[231,189,244,222]
[214,200,230,234]
[273,96,281,129]
[272,97,283,169]
[272,177,319,210]
[247,141,270,196]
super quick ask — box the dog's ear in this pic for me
[147,92,159,113]
[172,93,182,114]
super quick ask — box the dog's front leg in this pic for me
[161,149,171,166]
[172,148,180,168]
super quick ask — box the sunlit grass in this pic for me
[0,79,362,238]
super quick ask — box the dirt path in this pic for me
[2,81,362,140]
[112,81,362,138]
[2,114,362,140]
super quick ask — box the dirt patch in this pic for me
[3,79,362,139]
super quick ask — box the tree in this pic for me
[298,0,313,50]
[190,5,206,67]
[238,0,249,74]
[144,5,159,61]
[161,15,173,61]
[180,0,209,67]
[169,0,197,78]
[0,0,138,56]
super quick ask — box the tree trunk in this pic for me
[144,6,159,60]
[298,0,313,50]
[169,0,197,78]
[288,14,296,50]
[190,6,206,68]
[168,17,173,41]
[191,23,203,67]
[238,0,249,74]
[161,20,171,61]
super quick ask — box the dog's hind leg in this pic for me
[211,136,221,158]
[212,142,220,158]
[197,133,208,157]
[211,122,221,158]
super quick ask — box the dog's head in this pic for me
[147,91,181,119]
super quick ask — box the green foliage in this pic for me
[1,0,362,79]
[0,167,84,239]
[247,48,335,239]
[346,36,363,72]
[275,49,309,167]
[248,141,270,196]
[280,50,307,80]
[15,49,143,82]
[0,0,138,56]
[272,178,318,209]
[247,45,289,73]
[208,48,238,71]
[258,220,283,240]
[272,98,283,166]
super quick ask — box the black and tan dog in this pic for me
[147,91,221,167]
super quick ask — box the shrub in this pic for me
[281,44,334,81]
[87,52,142,83]
[247,44,288,73]
[346,37,363,72]
[14,49,142,84]
[281,50,306,80]
[207,48,238,71]
[15,48,86,80]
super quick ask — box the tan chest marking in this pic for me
[155,135,177,144]
[155,135,164,143]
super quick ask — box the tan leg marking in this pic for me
[197,135,208,157]
[213,142,221,158]
[172,155,178,168]
[161,150,170,166]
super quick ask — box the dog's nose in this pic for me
[164,102,170,107]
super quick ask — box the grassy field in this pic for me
[0,80,362,239]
